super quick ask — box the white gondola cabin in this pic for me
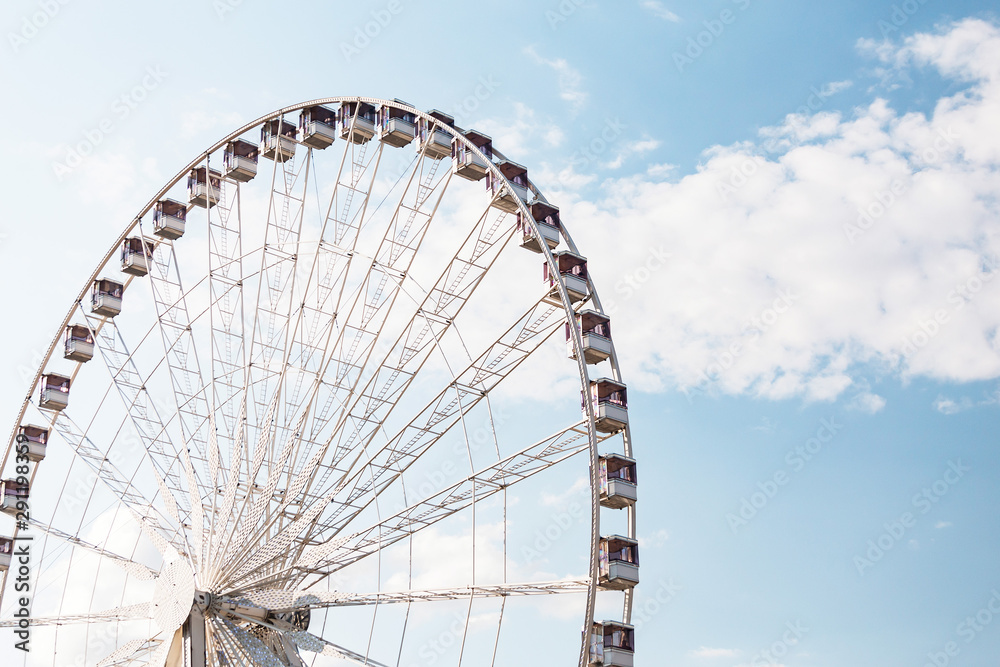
[120,237,154,276]
[338,102,377,144]
[298,105,337,149]
[599,535,639,590]
[452,129,492,181]
[586,378,628,433]
[377,103,416,148]
[545,251,589,304]
[567,310,612,364]
[589,621,635,667]
[17,425,49,463]
[487,160,530,213]
[188,166,221,208]
[0,480,28,517]
[260,119,297,163]
[417,110,455,160]
[224,139,259,182]
[92,278,123,317]
[153,199,187,240]
[599,454,637,509]
[39,373,70,411]
[518,201,561,253]
[0,537,11,571]
[64,324,94,363]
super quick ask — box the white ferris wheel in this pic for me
[0,97,639,667]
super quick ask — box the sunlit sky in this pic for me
[2,1,1000,666]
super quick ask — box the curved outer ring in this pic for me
[2,96,636,667]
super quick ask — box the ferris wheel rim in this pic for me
[2,95,636,667]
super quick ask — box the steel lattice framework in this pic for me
[0,97,637,667]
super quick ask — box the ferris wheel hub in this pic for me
[151,558,196,633]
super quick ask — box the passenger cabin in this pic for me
[589,621,635,667]
[567,310,612,364]
[417,110,455,160]
[64,324,94,363]
[298,105,337,149]
[599,535,640,590]
[92,278,123,318]
[599,453,637,509]
[586,378,628,433]
[487,160,530,213]
[0,537,11,571]
[0,480,28,517]
[188,166,221,208]
[17,425,49,463]
[518,201,561,253]
[39,373,70,411]
[121,237,154,277]
[338,102,377,144]
[377,103,416,148]
[545,251,589,304]
[260,119,296,163]
[224,139,259,182]
[452,130,492,181]
[153,199,187,240]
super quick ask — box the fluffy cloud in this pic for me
[547,19,1000,403]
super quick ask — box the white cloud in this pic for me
[541,476,589,507]
[639,528,670,549]
[476,102,565,158]
[820,80,854,96]
[850,391,887,414]
[933,388,999,414]
[933,396,967,415]
[179,107,245,141]
[541,19,1000,402]
[640,1,681,22]
[935,521,953,529]
[524,46,588,112]
[605,137,662,169]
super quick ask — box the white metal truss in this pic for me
[0,97,636,667]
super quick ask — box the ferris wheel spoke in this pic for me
[217,410,309,573]
[28,518,158,581]
[250,140,389,503]
[305,205,515,499]
[217,141,458,573]
[86,310,192,534]
[46,410,185,557]
[211,391,282,578]
[294,421,595,577]
[315,295,566,537]
[96,637,164,667]
[254,293,561,579]
[299,157,455,483]
[219,619,293,667]
[144,237,218,567]
[0,602,152,627]
[219,296,565,588]
[207,177,247,465]
[242,135,312,466]
[238,580,591,611]
[287,629,390,667]
[205,395,247,583]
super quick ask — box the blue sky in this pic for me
[2,1,1000,666]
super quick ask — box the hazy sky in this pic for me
[2,1,1000,666]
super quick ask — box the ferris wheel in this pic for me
[0,97,638,667]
